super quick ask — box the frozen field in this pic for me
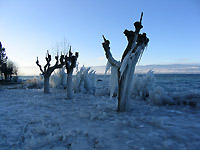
[0,74,200,150]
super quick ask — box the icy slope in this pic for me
[0,88,200,150]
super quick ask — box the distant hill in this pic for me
[91,64,200,74]
[19,64,200,76]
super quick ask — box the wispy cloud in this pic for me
[177,58,191,62]
[98,57,105,60]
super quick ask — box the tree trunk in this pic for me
[67,71,73,99]
[117,47,143,111]
[44,76,50,93]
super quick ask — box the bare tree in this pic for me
[36,50,65,93]
[102,12,149,112]
[65,46,78,99]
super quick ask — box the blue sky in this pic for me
[0,0,200,75]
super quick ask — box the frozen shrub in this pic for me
[149,86,175,105]
[26,77,43,89]
[50,68,67,88]
[132,70,156,99]
[73,66,96,94]
[132,70,175,105]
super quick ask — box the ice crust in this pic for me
[1,73,200,149]
[0,87,200,150]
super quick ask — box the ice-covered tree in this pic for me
[102,12,149,112]
[36,50,65,93]
[65,46,78,99]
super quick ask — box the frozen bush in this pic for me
[26,77,43,89]
[50,68,67,88]
[149,86,175,105]
[133,70,156,99]
[132,70,175,105]
[73,66,96,94]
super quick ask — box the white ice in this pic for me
[0,74,200,149]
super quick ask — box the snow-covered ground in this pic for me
[1,77,200,150]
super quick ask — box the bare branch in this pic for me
[102,35,121,68]
[140,12,143,23]
[44,50,51,72]
[36,57,44,74]
[65,47,78,74]
[134,12,143,34]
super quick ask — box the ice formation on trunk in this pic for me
[118,46,145,111]
[73,66,96,94]
[102,12,149,111]
[105,61,118,98]
[44,77,50,93]
[65,46,79,99]
[67,71,73,99]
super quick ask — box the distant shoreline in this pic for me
[18,73,200,80]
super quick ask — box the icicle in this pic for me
[104,61,118,98]
[105,61,112,74]
[109,64,118,98]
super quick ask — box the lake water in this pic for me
[97,74,200,102]
[19,74,200,102]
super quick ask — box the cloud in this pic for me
[98,57,105,60]
[177,58,191,62]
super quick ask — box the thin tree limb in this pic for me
[36,57,44,74]
[102,35,121,68]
